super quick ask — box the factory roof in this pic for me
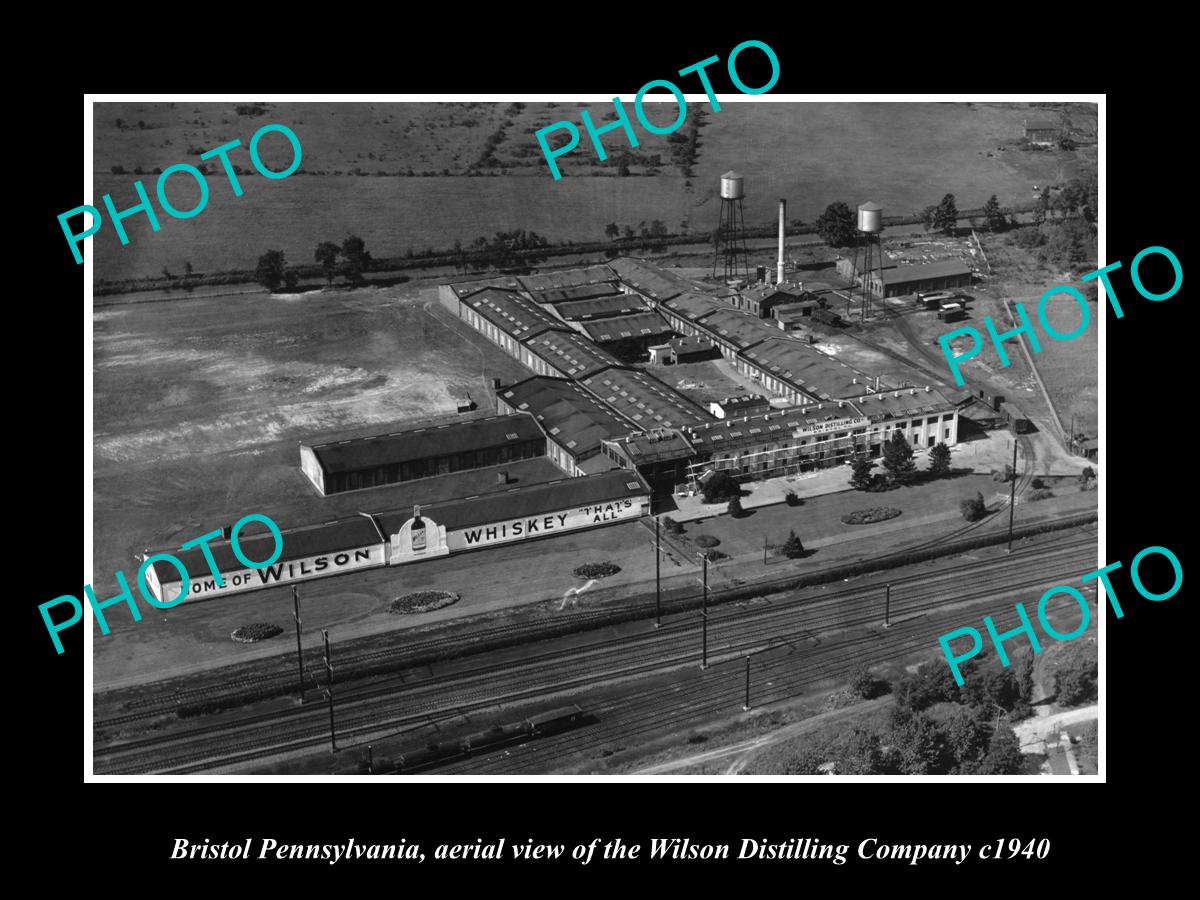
[858,201,882,211]
[579,367,712,429]
[850,387,958,422]
[606,429,696,464]
[522,329,627,379]
[608,257,699,301]
[661,291,729,322]
[580,311,674,343]
[695,308,781,350]
[518,265,618,293]
[303,414,545,475]
[527,283,625,305]
[876,259,973,285]
[465,288,569,341]
[740,282,808,305]
[740,338,882,401]
[446,275,525,299]
[551,295,645,320]
[374,469,650,534]
[668,335,716,354]
[711,395,771,415]
[498,376,632,457]
[682,402,868,452]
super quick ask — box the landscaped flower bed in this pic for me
[841,507,903,526]
[573,562,621,578]
[387,591,460,614]
[230,623,284,643]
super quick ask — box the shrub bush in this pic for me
[727,496,744,518]
[993,465,1014,482]
[693,535,721,549]
[784,490,803,507]
[662,516,684,535]
[702,470,741,504]
[1031,477,1045,489]
[780,529,805,558]
[960,492,988,522]
[841,507,902,525]
[705,550,729,561]
[573,562,621,578]
[230,623,283,643]
[1029,488,1054,501]
[387,591,460,614]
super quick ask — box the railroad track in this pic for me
[97,495,1085,731]
[95,532,1094,774]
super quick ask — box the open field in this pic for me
[92,283,530,588]
[91,101,1095,280]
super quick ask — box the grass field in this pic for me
[91,101,1096,281]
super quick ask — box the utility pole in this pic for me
[1007,439,1019,554]
[292,586,305,701]
[763,534,768,565]
[367,744,374,775]
[322,629,336,753]
[700,552,709,670]
[743,656,751,711]
[654,516,662,628]
[884,583,891,628]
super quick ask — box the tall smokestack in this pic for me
[777,199,786,285]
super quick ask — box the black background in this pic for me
[25,25,1188,885]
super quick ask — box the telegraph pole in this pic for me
[654,516,662,628]
[292,586,305,700]
[322,629,337,753]
[743,656,751,711]
[884,583,891,628]
[700,552,709,670]
[1007,439,1019,553]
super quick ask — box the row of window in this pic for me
[324,440,546,493]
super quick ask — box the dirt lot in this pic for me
[92,283,530,587]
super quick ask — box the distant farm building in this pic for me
[1024,119,1061,146]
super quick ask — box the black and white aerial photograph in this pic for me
[88,97,1100,778]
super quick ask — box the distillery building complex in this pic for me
[144,257,966,604]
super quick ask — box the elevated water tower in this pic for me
[852,201,885,321]
[713,170,750,284]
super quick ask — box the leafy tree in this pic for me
[780,747,830,775]
[623,225,636,241]
[982,195,1006,232]
[662,516,684,535]
[978,721,1024,775]
[341,234,372,285]
[1078,466,1095,484]
[1077,721,1098,773]
[283,269,300,292]
[781,529,805,559]
[850,666,882,700]
[605,222,620,241]
[830,726,887,775]
[701,470,741,504]
[255,249,287,292]
[1033,190,1050,226]
[814,201,856,248]
[886,709,951,774]
[1054,654,1097,706]
[962,668,1024,715]
[881,431,917,485]
[932,193,958,233]
[314,241,341,285]
[895,661,961,711]
[929,441,952,477]
[184,261,194,277]
[850,453,876,490]
[943,707,992,773]
[1040,219,1094,271]
[1015,651,1036,708]
[960,491,988,522]
[727,495,744,518]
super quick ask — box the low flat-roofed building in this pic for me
[299,413,547,495]
[836,255,896,282]
[866,260,973,298]
[520,329,627,379]
[437,274,525,314]
[579,366,713,430]
[495,375,631,476]
[710,394,771,419]
[737,337,882,404]
[658,291,731,337]
[737,281,809,318]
